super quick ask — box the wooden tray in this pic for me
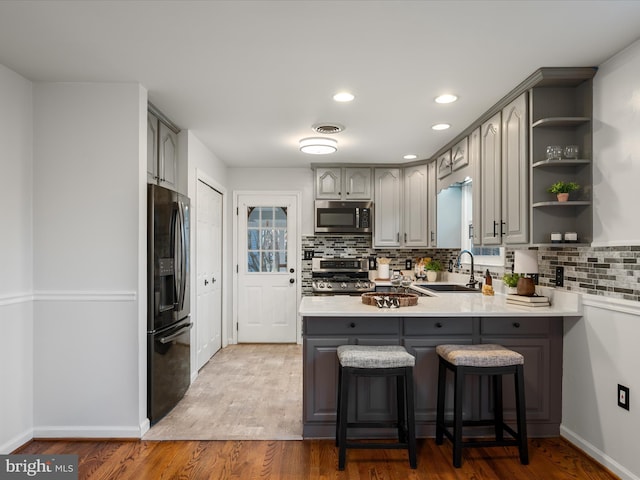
[361,292,419,307]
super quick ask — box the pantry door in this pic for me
[236,193,299,343]
[196,180,223,370]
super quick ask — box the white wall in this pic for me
[0,64,34,453]
[227,167,314,234]
[32,83,146,437]
[560,38,640,480]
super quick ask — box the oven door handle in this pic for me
[159,323,193,344]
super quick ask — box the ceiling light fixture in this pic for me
[403,154,418,160]
[435,94,458,104]
[299,137,338,155]
[432,123,451,131]
[333,92,355,102]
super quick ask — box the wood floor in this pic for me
[16,437,618,479]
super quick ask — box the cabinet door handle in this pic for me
[404,232,407,243]
[513,322,521,328]
[468,224,473,239]
[493,221,498,237]
[430,231,435,243]
[435,322,443,328]
[501,221,506,237]
[349,322,356,328]
[397,232,400,242]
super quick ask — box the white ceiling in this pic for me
[1,1,639,168]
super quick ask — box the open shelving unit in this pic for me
[529,73,595,246]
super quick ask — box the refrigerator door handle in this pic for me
[158,322,193,344]
[178,201,188,310]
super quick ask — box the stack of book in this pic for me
[506,294,550,307]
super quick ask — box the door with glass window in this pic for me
[236,194,298,343]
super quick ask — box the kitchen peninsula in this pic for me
[300,287,581,439]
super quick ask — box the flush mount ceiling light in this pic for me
[403,154,418,160]
[333,92,355,102]
[432,123,451,131]
[299,137,338,155]
[435,94,458,104]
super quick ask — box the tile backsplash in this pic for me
[301,234,640,301]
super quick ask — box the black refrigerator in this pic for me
[147,184,192,424]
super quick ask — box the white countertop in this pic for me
[299,283,583,318]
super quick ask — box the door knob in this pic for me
[289,278,295,284]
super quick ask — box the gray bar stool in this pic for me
[435,343,529,468]
[335,345,417,470]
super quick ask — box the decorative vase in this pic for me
[377,264,390,279]
[556,193,569,202]
[426,271,438,282]
[516,277,536,296]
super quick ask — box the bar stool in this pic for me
[435,344,529,468]
[335,345,417,470]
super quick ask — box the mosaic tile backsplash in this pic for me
[301,234,640,301]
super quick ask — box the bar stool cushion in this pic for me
[337,345,415,369]
[436,344,524,367]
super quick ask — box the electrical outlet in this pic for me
[618,384,630,410]
[303,250,314,260]
[555,266,564,287]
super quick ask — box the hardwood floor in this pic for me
[16,437,618,479]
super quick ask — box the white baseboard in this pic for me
[561,425,640,480]
[33,425,142,439]
[1,429,34,454]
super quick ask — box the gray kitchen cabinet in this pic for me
[479,317,562,426]
[427,160,438,246]
[403,164,429,247]
[302,317,401,429]
[480,94,528,245]
[469,127,482,245]
[314,166,372,200]
[374,167,402,247]
[302,315,563,438]
[374,165,430,248]
[147,107,185,195]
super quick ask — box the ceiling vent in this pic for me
[312,123,344,134]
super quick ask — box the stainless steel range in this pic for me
[311,257,375,295]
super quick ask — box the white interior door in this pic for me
[196,180,222,370]
[236,194,298,343]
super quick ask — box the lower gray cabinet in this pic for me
[302,315,562,438]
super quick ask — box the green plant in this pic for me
[502,272,520,288]
[547,181,580,194]
[425,259,442,271]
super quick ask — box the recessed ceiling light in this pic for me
[333,92,355,102]
[299,137,338,155]
[403,154,418,160]
[435,94,458,104]
[432,123,451,131]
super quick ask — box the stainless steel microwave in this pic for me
[314,200,373,234]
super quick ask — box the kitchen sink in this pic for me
[413,283,480,293]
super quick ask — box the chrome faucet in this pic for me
[457,250,478,288]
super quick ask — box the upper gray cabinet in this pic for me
[374,165,430,248]
[314,166,372,200]
[148,107,185,195]
[480,93,528,245]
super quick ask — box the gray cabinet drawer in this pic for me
[481,317,550,335]
[404,317,473,336]
[304,316,400,336]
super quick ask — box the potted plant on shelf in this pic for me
[547,181,580,202]
[502,272,520,294]
[425,259,442,282]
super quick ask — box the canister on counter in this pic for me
[550,232,563,243]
